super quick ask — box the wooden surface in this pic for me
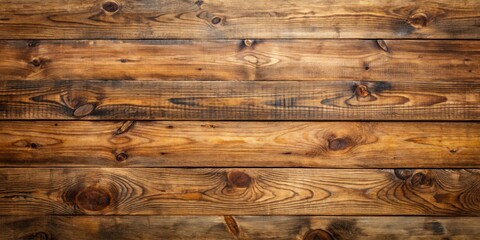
[2,216,480,239]
[0,168,479,216]
[1,121,479,168]
[1,80,479,120]
[0,0,479,39]
[1,0,479,238]
[0,39,479,81]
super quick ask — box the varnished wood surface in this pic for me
[0,168,479,216]
[0,39,479,81]
[1,121,479,168]
[2,216,480,239]
[1,80,479,120]
[0,0,479,39]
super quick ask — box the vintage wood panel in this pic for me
[0,0,479,39]
[1,80,479,120]
[0,39,479,81]
[0,168,479,216]
[2,216,480,240]
[1,121,479,168]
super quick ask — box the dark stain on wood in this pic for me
[327,219,364,240]
[303,229,334,240]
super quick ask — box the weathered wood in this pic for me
[1,40,479,81]
[0,0,479,39]
[1,80,479,120]
[1,121,479,168]
[2,216,480,239]
[0,168,479,215]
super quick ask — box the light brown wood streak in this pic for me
[0,40,479,81]
[0,121,479,168]
[0,168,479,216]
[1,80,479,120]
[0,0,479,39]
[1,216,480,239]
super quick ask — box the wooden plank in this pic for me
[1,80,479,120]
[2,216,480,240]
[0,0,479,39]
[1,39,479,81]
[0,168,479,216]
[1,121,479,168]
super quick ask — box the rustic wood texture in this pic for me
[0,39,479,81]
[0,168,479,216]
[0,0,479,39]
[2,216,480,240]
[1,80,479,120]
[1,121,479,168]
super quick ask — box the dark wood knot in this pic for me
[102,1,120,13]
[29,58,43,67]
[27,40,40,48]
[211,16,222,24]
[33,232,49,240]
[303,229,335,240]
[411,172,433,188]
[394,169,413,180]
[328,137,352,151]
[227,171,251,188]
[407,13,429,28]
[75,186,111,211]
[116,152,128,162]
[73,104,95,118]
[355,85,370,97]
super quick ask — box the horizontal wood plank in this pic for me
[2,216,480,239]
[0,168,479,216]
[0,40,479,81]
[1,80,479,120]
[0,0,479,39]
[1,121,479,168]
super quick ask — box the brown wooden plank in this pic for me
[1,121,479,168]
[0,0,479,39]
[0,168,479,216]
[1,80,479,120]
[1,40,479,81]
[2,216,480,239]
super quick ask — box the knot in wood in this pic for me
[73,104,95,118]
[355,85,370,97]
[227,171,251,188]
[102,1,120,13]
[211,16,222,24]
[394,169,413,180]
[116,152,128,162]
[410,172,433,188]
[75,186,111,211]
[303,229,334,240]
[407,13,429,28]
[328,137,352,151]
[29,58,42,67]
[244,39,254,47]
[33,232,49,240]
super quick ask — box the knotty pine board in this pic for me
[0,39,478,81]
[1,80,479,120]
[0,168,479,216]
[0,0,479,39]
[2,216,480,239]
[1,121,479,168]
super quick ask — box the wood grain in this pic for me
[1,80,479,120]
[0,168,479,216]
[1,39,479,81]
[0,0,479,39]
[1,121,479,168]
[2,216,480,239]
